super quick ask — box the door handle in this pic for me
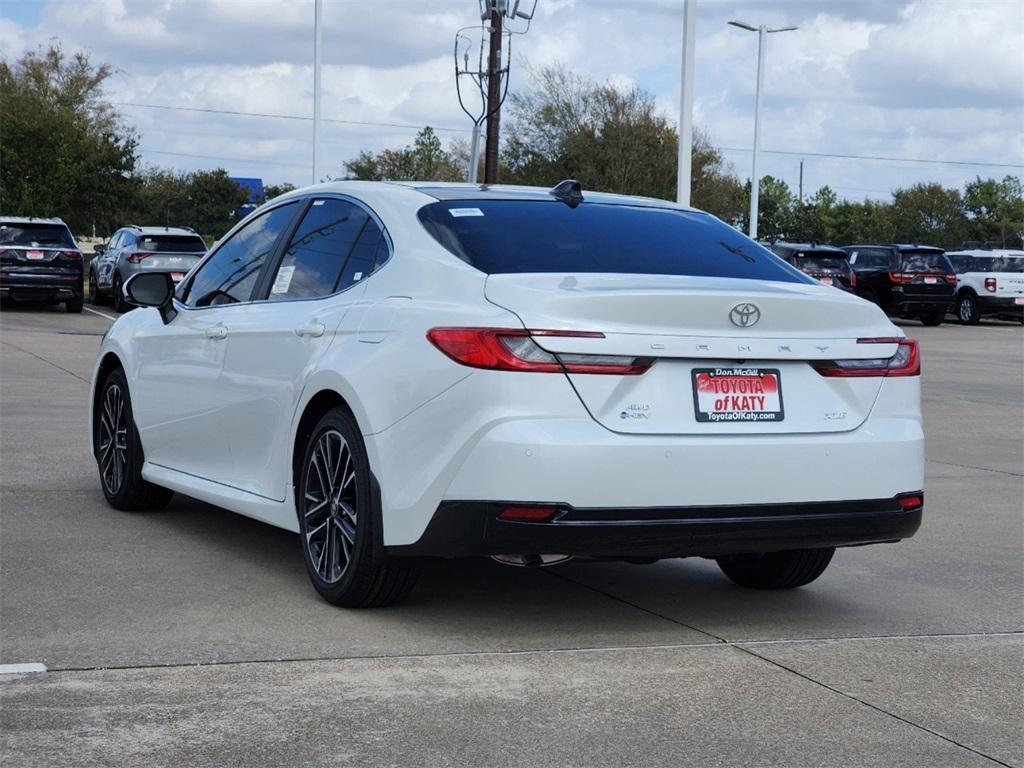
[294,321,325,338]
[205,325,228,340]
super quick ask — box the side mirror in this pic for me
[124,272,177,324]
[93,244,106,256]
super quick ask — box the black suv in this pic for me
[0,217,83,313]
[769,241,855,292]
[842,244,956,326]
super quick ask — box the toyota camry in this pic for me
[90,181,924,607]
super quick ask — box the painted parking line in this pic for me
[83,306,117,322]
[0,663,47,675]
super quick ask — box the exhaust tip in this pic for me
[491,554,573,568]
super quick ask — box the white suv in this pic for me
[945,249,1024,324]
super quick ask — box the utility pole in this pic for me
[312,0,323,185]
[728,20,797,240]
[677,0,697,206]
[798,160,804,202]
[483,8,503,184]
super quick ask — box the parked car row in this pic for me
[769,240,1023,325]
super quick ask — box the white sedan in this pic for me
[90,181,924,607]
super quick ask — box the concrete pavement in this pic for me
[1,302,1021,767]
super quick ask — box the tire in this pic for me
[955,292,981,325]
[112,273,129,313]
[297,407,420,608]
[95,368,174,511]
[919,310,945,327]
[716,548,835,590]
[65,295,83,313]
[89,271,106,306]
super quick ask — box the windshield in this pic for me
[902,253,953,273]
[418,200,812,283]
[0,223,75,248]
[791,256,849,272]
[136,235,206,253]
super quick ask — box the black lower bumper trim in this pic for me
[388,496,923,559]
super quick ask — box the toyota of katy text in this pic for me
[842,244,956,326]
[0,216,84,312]
[944,249,1024,324]
[89,181,925,608]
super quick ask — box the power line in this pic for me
[717,145,1023,170]
[139,148,307,168]
[115,101,472,134]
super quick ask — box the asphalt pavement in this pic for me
[1,301,1021,767]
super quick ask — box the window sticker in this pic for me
[271,265,296,294]
[312,200,326,206]
[449,207,484,218]
[353,271,363,281]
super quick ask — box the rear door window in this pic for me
[418,200,811,283]
[269,199,373,300]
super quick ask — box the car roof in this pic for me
[281,180,701,214]
[0,216,69,227]
[772,242,847,254]
[844,243,944,253]
[946,249,1024,258]
[124,226,201,237]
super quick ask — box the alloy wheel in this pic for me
[98,383,128,495]
[958,296,974,323]
[303,429,358,584]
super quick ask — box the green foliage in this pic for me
[263,182,297,201]
[963,175,1024,246]
[125,167,248,241]
[500,65,744,223]
[0,44,138,234]
[343,127,464,182]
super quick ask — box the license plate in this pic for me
[819,277,833,286]
[170,272,184,282]
[25,250,44,260]
[1015,297,1024,306]
[692,367,784,423]
[923,276,938,284]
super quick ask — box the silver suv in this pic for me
[90,225,207,312]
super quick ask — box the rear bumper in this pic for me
[892,293,954,314]
[388,495,923,558]
[977,295,1024,316]
[0,275,82,299]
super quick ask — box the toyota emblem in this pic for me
[729,303,761,327]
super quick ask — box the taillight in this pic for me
[59,250,82,260]
[944,274,957,285]
[127,252,153,263]
[984,277,997,293]
[426,328,650,375]
[498,505,559,522]
[849,270,857,288]
[888,272,913,284]
[896,492,924,510]
[813,337,920,378]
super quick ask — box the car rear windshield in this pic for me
[791,255,849,272]
[970,257,1024,273]
[0,223,75,248]
[137,235,206,253]
[418,200,812,283]
[902,253,953,272]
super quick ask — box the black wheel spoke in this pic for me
[99,382,129,496]
[302,429,357,584]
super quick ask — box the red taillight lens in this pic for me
[984,277,997,293]
[896,493,924,510]
[888,272,913,284]
[498,505,559,522]
[849,270,857,288]
[59,250,82,260]
[814,338,920,378]
[127,252,153,264]
[944,274,957,285]
[426,328,650,375]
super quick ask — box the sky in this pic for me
[1,0,1022,202]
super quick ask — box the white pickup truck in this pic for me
[945,249,1024,324]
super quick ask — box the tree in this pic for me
[343,127,464,182]
[126,167,248,241]
[889,183,966,248]
[739,176,795,241]
[264,182,297,201]
[500,65,744,222]
[0,44,138,234]
[963,175,1024,247]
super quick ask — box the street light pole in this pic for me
[312,0,323,185]
[728,20,797,240]
[677,0,697,207]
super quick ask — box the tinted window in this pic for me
[270,199,368,300]
[337,217,384,291]
[973,257,1024,273]
[418,201,811,283]
[848,248,892,269]
[791,256,850,272]
[183,202,298,307]
[0,223,74,248]
[901,253,953,272]
[137,235,206,253]
[947,254,973,273]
